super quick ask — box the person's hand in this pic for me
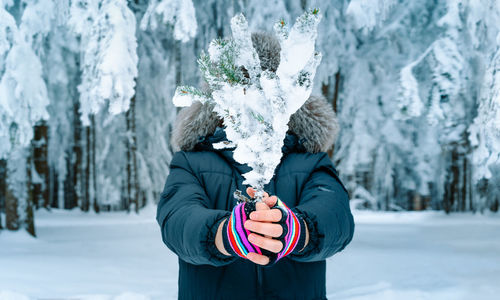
[218,191,271,264]
[245,187,309,266]
[246,189,277,265]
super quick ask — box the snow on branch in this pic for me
[346,0,397,33]
[140,0,197,43]
[172,9,322,200]
[69,0,138,126]
[397,62,424,119]
[470,40,500,181]
[431,37,464,98]
[20,0,55,49]
[396,36,463,122]
[0,3,50,158]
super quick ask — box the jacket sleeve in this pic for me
[288,153,355,262]
[156,151,237,266]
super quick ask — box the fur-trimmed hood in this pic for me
[171,94,339,154]
[170,31,339,154]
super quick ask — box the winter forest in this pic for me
[1,0,499,237]
[1,0,500,298]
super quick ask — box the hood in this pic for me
[170,31,339,155]
[171,94,339,154]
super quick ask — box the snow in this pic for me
[397,62,423,118]
[173,10,322,197]
[69,0,138,126]
[1,209,499,299]
[0,2,50,158]
[346,0,397,33]
[0,207,178,299]
[2,0,498,223]
[140,0,197,43]
[230,13,261,82]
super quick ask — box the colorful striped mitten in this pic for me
[222,201,261,258]
[222,197,306,266]
[267,197,307,264]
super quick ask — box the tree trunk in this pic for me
[64,99,83,209]
[26,149,36,237]
[49,166,59,208]
[91,115,99,213]
[5,146,35,236]
[5,186,18,230]
[32,121,49,209]
[0,159,6,230]
[82,124,91,212]
[321,70,341,159]
[125,96,140,213]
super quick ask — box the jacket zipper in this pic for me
[256,264,263,299]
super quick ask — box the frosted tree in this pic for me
[67,0,139,212]
[346,0,397,34]
[69,0,138,126]
[0,0,54,235]
[397,0,465,124]
[173,9,322,200]
[42,25,81,210]
[140,0,197,43]
[469,0,500,211]
[0,2,50,158]
[133,29,177,209]
[1,0,499,218]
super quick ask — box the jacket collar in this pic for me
[193,125,309,174]
[171,95,339,155]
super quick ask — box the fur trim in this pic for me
[171,101,221,152]
[288,95,339,153]
[171,95,339,153]
[171,32,338,153]
[251,31,281,72]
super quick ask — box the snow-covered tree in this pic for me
[469,0,500,211]
[0,0,53,235]
[69,0,138,126]
[140,0,197,43]
[173,9,322,200]
[0,1,50,158]
[2,0,500,231]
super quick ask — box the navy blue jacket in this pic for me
[157,126,354,300]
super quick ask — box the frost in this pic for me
[230,13,261,83]
[397,62,424,118]
[69,0,138,126]
[140,0,197,43]
[0,5,50,158]
[20,0,55,48]
[470,36,500,183]
[346,0,397,33]
[172,9,322,199]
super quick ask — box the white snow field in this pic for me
[1,208,499,300]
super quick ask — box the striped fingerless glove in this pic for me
[222,198,306,266]
[269,197,307,263]
[222,201,261,258]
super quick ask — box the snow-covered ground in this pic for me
[1,208,499,300]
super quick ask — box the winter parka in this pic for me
[157,93,355,299]
[157,31,354,300]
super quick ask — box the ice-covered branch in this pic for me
[397,62,424,119]
[0,3,50,158]
[346,0,397,33]
[172,9,322,201]
[140,0,197,43]
[69,0,138,126]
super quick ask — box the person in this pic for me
[157,32,355,300]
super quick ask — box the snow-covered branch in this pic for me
[69,0,138,126]
[140,0,197,43]
[173,9,322,200]
[0,2,50,158]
